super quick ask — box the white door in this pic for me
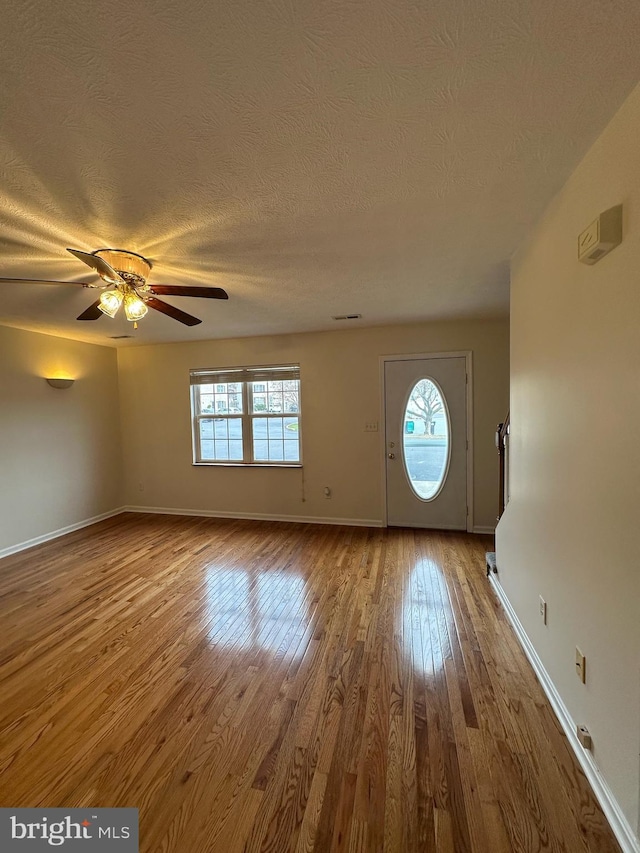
[384,355,468,529]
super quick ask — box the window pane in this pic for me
[199,418,243,461]
[284,441,300,461]
[200,393,214,413]
[284,394,299,413]
[251,384,268,412]
[266,380,282,413]
[251,380,293,414]
[229,440,243,459]
[267,418,284,439]
[268,440,285,461]
[197,384,243,416]
[228,419,242,439]
[252,417,269,460]
[252,416,300,462]
[283,380,299,413]
[284,417,300,461]
[402,379,449,500]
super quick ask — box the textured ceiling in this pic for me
[1,0,640,346]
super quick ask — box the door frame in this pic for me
[379,351,474,532]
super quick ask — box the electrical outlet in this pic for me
[539,596,547,625]
[364,421,378,432]
[323,486,332,499]
[575,648,586,684]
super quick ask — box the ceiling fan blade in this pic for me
[0,277,98,287]
[146,284,228,300]
[77,300,103,321]
[146,296,202,326]
[67,249,123,285]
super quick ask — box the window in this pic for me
[402,378,450,501]
[191,365,301,465]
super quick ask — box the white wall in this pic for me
[0,325,123,554]
[118,318,509,528]
[496,84,640,839]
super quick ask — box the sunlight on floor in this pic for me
[204,567,308,653]
[403,557,447,677]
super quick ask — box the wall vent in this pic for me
[332,314,362,320]
[110,335,133,339]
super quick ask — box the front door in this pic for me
[384,355,468,529]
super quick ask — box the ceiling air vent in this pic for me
[110,335,133,339]
[332,314,362,320]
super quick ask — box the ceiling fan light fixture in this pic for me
[1,246,229,329]
[123,291,148,321]
[98,288,124,317]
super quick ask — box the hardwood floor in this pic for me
[0,514,620,852]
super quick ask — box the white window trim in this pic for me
[190,365,302,467]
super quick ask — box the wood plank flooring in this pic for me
[0,514,621,852]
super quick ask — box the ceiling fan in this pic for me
[0,248,228,327]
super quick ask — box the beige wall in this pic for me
[118,318,509,529]
[496,86,640,835]
[0,325,123,554]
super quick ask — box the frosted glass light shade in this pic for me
[123,292,148,321]
[46,378,74,389]
[98,289,124,317]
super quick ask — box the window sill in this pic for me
[193,462,302,468]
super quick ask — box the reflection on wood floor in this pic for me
[0,514,621,852]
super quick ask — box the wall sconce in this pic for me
[45,378,75,389]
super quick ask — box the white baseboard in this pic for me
[473,525,495,534]
[123,505,383,528]
[123,506,493,533]
[489,575,639,853]
[0,507,127,560]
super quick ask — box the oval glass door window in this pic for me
[402,378,451,500]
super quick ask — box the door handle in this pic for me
[387,452,395,459]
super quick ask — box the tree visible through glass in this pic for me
[402,378,450,500]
